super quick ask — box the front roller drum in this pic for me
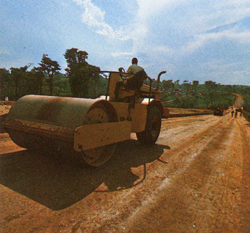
[7,130,53,150]
[79,100,118,167]
[136,105,162,145]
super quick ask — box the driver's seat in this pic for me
[109,72,137,102]
[124,70,147,91]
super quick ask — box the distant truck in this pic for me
[214,107,224,116]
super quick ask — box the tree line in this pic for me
[160,79,250,110]
[0,48,108,100]
[1,48,250,112]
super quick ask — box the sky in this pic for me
[1,0,250,85]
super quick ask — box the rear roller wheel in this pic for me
[81,101,118,167]
[136,105,161,145]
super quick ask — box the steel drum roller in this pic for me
[4,95,97,149]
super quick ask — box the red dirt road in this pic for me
[0,106,250,232]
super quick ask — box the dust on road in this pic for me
[0,106,250,232]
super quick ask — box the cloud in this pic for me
[151,46,175,56]
[0,49,10,56]
[136,0,185,18]
[127,1,250,57]
[112,52,134,58]
[72,0,130,40]
[69,0,250,84]
[182,26,250,56]
[198,59,250,85]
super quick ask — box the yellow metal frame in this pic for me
[74,121,131,151]
[110,102,148,133]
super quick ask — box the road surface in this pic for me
[0,107,250,232]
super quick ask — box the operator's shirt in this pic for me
[125,64,144,79]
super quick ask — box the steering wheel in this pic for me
[118,67,126,80]
[118,67,125,73]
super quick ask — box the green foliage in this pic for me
[30,68,44,95]
[52,74,71,96]
[162,79,174,92]
[0,49,109,100]
[64,48,101,98]
[242,94,250,112]
[1,48,250,107]
[8,66,30,99]
[2,66,42,100]
[38,54,61,95]
[0,68,9,100]
[162,84,237,110]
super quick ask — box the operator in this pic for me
[114,57,148,101]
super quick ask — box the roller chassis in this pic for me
[2,70,166,166]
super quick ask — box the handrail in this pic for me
[156,71,167,91]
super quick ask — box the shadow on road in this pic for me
[0,139,170,210]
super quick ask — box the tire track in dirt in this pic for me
[195,118,242,233]
[235,118,250,232]
[82,115,235,232]
[69,115,225,232]
[158,115,223,149]
[114,115,246,232]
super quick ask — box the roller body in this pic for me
[2,71,166,166]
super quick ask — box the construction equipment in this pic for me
[2,70,166,166]
[213,107,224,116]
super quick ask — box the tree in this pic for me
[31,67,45,95]
[175,80,180,85]
[9,66,29,99]
[39,54,61,95]
[162,79,174,93]
[205,80,216,94]
[192,80,199,94]
[192,80,199,86]
[0,68,9,100]
[182,80,191,96]
[8,65,43,100]
[64,48,100,97]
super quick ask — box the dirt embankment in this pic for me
[162,107,213,118]
[0,101,13,114]
[0,102,12,133]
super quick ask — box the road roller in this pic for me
[2,70,166,166]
